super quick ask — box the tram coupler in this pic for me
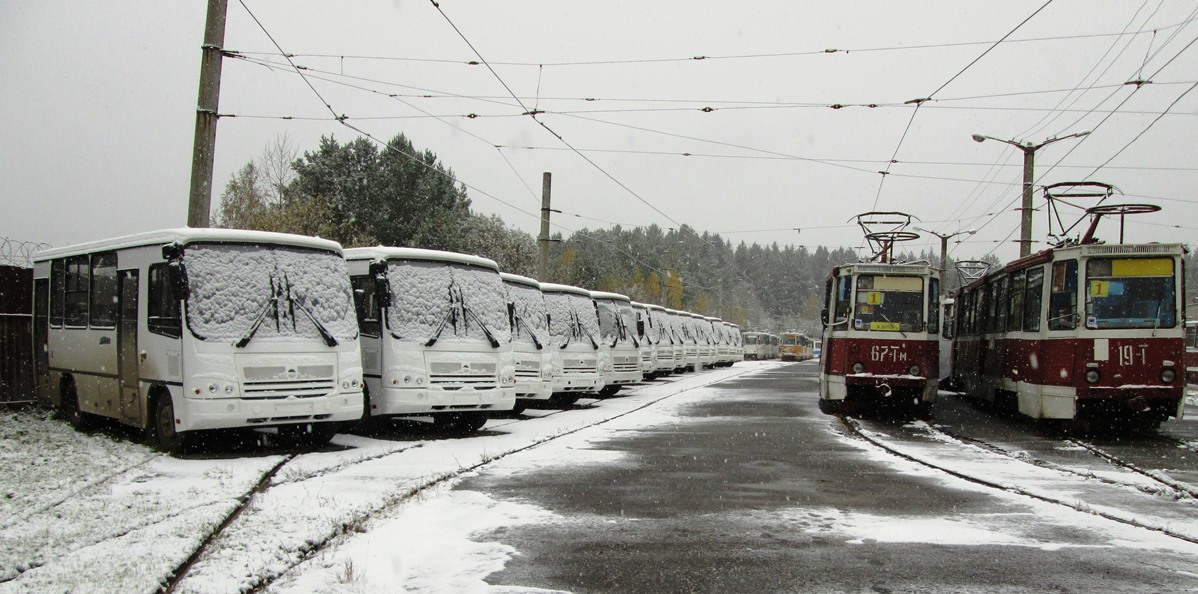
[877,383,892,398]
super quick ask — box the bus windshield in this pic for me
[506,282,550,347]
[596,300,637,346]
[545,292,600,347]
[386,260,511,345]
[1085,257,1176,329]
[854,274,924,332]
[184,243,358,344]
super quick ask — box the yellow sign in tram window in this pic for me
[1111,258,1172,277]
[870,321,901,331]
[865,291,883,305]
[1090,281,1109,297]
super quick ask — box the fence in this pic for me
[0,264,34,402]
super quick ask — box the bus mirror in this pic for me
[369,261,392,308]
[161,242,183,261]
[167,262,189,301]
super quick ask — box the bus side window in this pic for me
[64,255,90,327]
[351,275,381,337]
[50,259,65,327]
[148,263,182,339]
[90,252,118,328]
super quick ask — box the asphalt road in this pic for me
[463,362,1198,593]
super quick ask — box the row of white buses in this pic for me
[32,228,744,452]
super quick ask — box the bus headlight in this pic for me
[1085,369,1100,384]
[501,372,516,386]
[208,383,219,394]
[851,362,865,374]
[908,364,921,377]
[1160,368,1176,383]
[224,384,235,395]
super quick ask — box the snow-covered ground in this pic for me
[4,361,1198,593]
[0,362,777,594]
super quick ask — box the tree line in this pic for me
[213,132,1195,335]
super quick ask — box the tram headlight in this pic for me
[1160,368,1176,383]
[908,364,921,377]
[1084,369,1100,384]
[851,362,865,374]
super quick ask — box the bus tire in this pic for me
[62,379,93,432]
[457,412,489,432]
[152,392,187,455]
[599,384,622,397]
[549,393,579,407]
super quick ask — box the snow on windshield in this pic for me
[597,299,638,346]
[387,260,511,345]
[184,243,357,343]
[505,281,550,347]
[544,292,600,347]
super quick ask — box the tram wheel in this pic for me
[817,399,841,415]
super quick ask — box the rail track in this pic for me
[835,413,1198,547]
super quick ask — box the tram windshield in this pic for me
[1085,257,1176,329]
[744,334,759,345]
[184,243,358,345]
[854,275,924,332]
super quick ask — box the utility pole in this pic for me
[971,131,1089,258]
[537,172,552,281]
[915,227,975,298]
[187,0,229,228]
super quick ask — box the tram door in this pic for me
[117,270,140,424]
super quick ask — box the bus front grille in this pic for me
[242,378,336,399]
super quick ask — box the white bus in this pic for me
[591,290,643,396]
[32,228,364,452]
[630,302,659,378]
[690,312,717,368]
[540,282,604,405]
[501,272,552,411]
[344,247,515,432]
[648,304,681,375]
[668,309,700,372]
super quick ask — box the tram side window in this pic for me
[992,277,1008,333]
[1023,266,1044,332]
[64,255,90,327]
[50,259,65,327]
[1048,260,1078,330]
[1009,271,1026,331]
[147,263,182,338]
[351,275,381,337]
[90,252,118,328]
[928,278,939,335]
[836,276,852,322]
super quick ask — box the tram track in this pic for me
[158,371,750,594]
[834,413,1198,547]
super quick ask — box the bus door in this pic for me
[117,270,140,423]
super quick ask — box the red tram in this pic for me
[947,188,1185,429]
[819,213,941,415]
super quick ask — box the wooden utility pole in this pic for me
[186,0,229,228]
[537,172,552,281]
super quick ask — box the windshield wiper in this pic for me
[513,312,543,349]
[235,277,283,348]
[292,293,338,347]
[424,282,499,348]
[462,303,500,348]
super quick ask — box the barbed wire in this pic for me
[0,238,51,268]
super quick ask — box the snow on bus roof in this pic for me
[538,282,591,296]
[589,290,631,302]
[343,246,499,271]
[33,227,343,261]
[500,272,541,288]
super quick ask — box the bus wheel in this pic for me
[62,381,93,431]
[599,385,622,397]
[550,393,580,407]
[152,394,186,455]
[817,399,841,415]
[280,423,338,447]
[457,412,489,432]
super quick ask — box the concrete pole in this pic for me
[537,172,552,281]
[187,0,228,228]
[1018,146,1035,258]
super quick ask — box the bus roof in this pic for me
[589,290,631,302]
[343,246,499,271]
[34,227,344,261]
[500,272,541,288]
[539,282,591,297]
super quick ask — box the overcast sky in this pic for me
[3,1,1196,265]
